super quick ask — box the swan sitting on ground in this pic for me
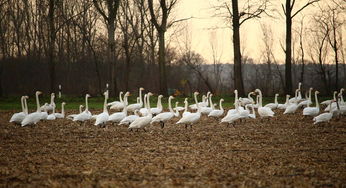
[264,93,279,110]
[313,100,334,124]
[67,105,83,120]
[108,92,130,124]
[151,96,179,128]
[255,89,275,118]
[278,95,290,110]
[151,95,163,115]
[10,96,28,124]
[221,100,241,126]
[189,91,210,110]
[73,94,92,122]
[108,91,127,111]
[201,93,214,115]
[54,102,66,118]
[303,91,320,117]
[227,90,244,115]
[46,103,56,120]
[40,93,55,112]
[208,99,224,118]
[22,91,43,126]
[128,92,153,131]
[284,89,300,114]
[119,110,140,126]
[127,87,144,112]
[95,91,109,126]
[298,88,313,108]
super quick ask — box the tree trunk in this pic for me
[285,0,292,95]
[158,31,168,96]
[232,0,245,96]
[48,0,56,93]
[108,22,117,96]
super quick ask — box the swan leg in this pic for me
[160,121,165,129]
[143,128,147,132]
[185,124,188,129]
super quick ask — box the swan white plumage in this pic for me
[10,96,28,124]
[239,92,255,106]
[284,89,300,114]
[119,110,140,126]
[108,91,127,111]
[298,88,313,108]
[201,93,214,115]
[189,91,210,110]
[95,91,109,126]
[173,99,185,112]
[151,96,179,128]
[289,82,303,103]
[182,98,191,117]
[127,87,144,112]
[40,93,55,112]
[54,102,66,118]
[67,105,83,120]
[264,93,279,110]
[313,100,334,124]
[321,91,337,105]
[255,89,275,118]
[226,90,244,115]
[221,100,241,126]
[128,92,153,131]
[278,95,290,110]
[247,104,256,119]
[150,95,163,115]
[303,91,320,117]
[73,94,92,122]
[46,103,56,120]
[21,91,43,126]
[208,98,224,118]
[108,92,130,123]
[139,94,149,116]
[176,92,201,129]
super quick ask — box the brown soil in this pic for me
[1,109,346,187]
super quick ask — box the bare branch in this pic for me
[291,0,319,18]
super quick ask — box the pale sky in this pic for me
[168,0,342,64]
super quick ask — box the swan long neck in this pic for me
[147,94,152,116]
[85,95,89,111]
[333,92,337,100]
[139,89,143,105]
[209,95,214,110]
[258,91,263,107]
[50,94,54,104]
[174,102,179,116]
[285,95,289,105]
[61,103,65,116]
[309,89,312,100]
[274,94,278,104]
[315,92,319,109]
[158,97,162,109]
[184,100,188,113]
[79,105,83,113]
[36,93,41,112]
[219,100,223,111]
[20,96,25,113]
[24,97,28,114]
[194,93,200,112]
[234,91,238,103]
[143,95,147,109]
[119,92,123,103]
[168,97,173,113]
[103,94,108,113]
[52,104,56,114]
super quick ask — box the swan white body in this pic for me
[151,96,179,128]
[95,91,109,126]
[321,91,337,105]
[255,89,275,118]
[278,95,290,110]
[189,92,210,110]
[119,110,140,126]
[264,94,279,110]
[201,94,214,115]
[289,82,303,103]
[46,103,56,120]
[129,92,153,130]
[10,96,28,124]
[40,93,55,112]
[127,88,144,112]
[67,105,83,120]
[108,92,129,123]
[303,91,320,117]
[208,99,224,118]
[73,94,92,122]
[139,94,149,116]
[239,92,255,106]
[108,91,126,111]
[182,98,191,117]
[298,88,313,108]
[284,89,300,114]
[150,95,163,115]
[177,92,201,128]
[22,91,43,126]
[54,102,66,118]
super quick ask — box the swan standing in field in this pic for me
[278,95,290,110]
[239,92,255,106]
[54,102,66,118]
[46,103,57,120]
[22,91,43,126]
[67,105,83,120]
[151,95,163,115]
[108,91,127,111]
[10,96,29,124]
[289,82,303,103]
[119,110,140,126]
[313,100,334,124]
[176,92,201,129]
[190,91,210,110]
[264,93,279,110]
[284,89,300,114]
[108,92,130,124]
[201,93,214,115]
[139,94,149,116]
[73,94,92,122]
[40,93,55,112]
[151,96,179,128]
[208,98,224,118]
[221,100,242,126]
[128,92,153,131]
[127,87,144,112]
[298,88,313,108]
[255,89,275,119]
[303,91,320,117]
[95,91,109,126]
[182,98,191,117]
[226,90,244,116]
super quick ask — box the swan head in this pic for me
[275,93,279,97]
[234,90,238,94]
[333,91,337,94]
[184,98,188,102]
[147,92,153,96]
[207,91,211,96]
[119,91,123,95]
[254,89,261,93]
[158,95,163,99]
[140,87,144,91]
[124,92,130,97]
[62,102,66,105]
[340,88,344,92]
[310,87,313,91]
[299,82,302,86]
[24,95,29,99]
[286,94,290,98]
[249,92,255,95]
[194,91,199,96]
[315,91,319,94]
[106,83,109,88]
[169,96,174,100]
[220,99,224,102]
[86,94,91,98]
[51,93,55,97]
[175,102,179,106]
[36,91,42,95]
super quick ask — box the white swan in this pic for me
[95,91,109,126]
[109,91,127,111]
[22,91,43,126]
[201,93,214,115]
[108,92,130,123]
[54,102,66,118]
[173,99,185,112]
[239,92,255,106]
[73,94,92,122]
[127,87,144,112]
[221,100,241,126]
[226,90,244,116]
[303,91,320,117]
[10,96,28,124]
[298,88,313,108]
[255,89,275,118]
[176,92,201,129]
[151,96,179,128]
[128,92,153,131]
[182,98,191,117]
[40,93,55,112]
[67,105,83,120]
[108,91,123,106]
[313,100,334,124]
[46,103,56,120]
[278,95,290,110]
[208,98,224,118]
[289,82,303,103]
[151,95,163,115]
[321,91,337,105]
[284,89,300,114]
[264,93,279,110]
[189,92,210,110]
[248,104,256,119]
[119,110,140,126]
[139,94,149,116]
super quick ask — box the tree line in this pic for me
[0,0,345,97]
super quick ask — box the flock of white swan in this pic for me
[9,83,346,131]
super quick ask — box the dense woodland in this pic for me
[0,0,345,97]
